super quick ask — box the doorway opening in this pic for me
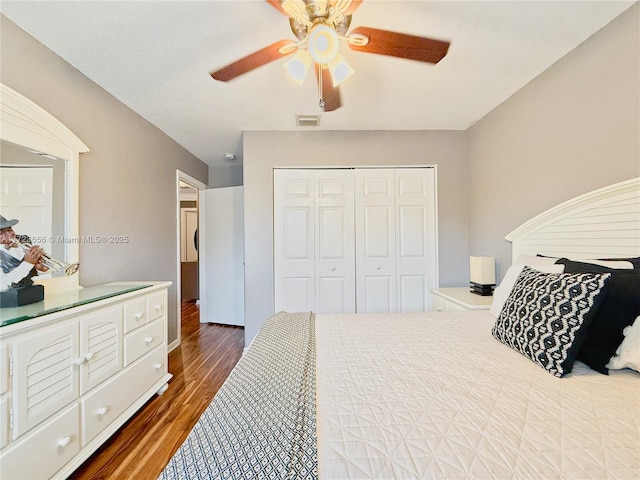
[173,170,208,352]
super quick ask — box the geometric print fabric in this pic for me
[159,311,317,480]
[492,267,610,377]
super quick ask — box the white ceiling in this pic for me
[1,1,634,166]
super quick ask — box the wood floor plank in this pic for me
[69,300,245,480]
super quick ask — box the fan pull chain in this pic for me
[318,65,325,109]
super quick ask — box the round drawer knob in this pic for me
[154,304,162,311]
[331,267,336,271]
[436,307,443,312]
[134,312,143,320]
[97,406,109,417]
[58,436,71,448]
[376,265,381,270]
[154,363,162,370]
[145,336,153,345]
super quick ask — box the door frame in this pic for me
[172,170,208,352]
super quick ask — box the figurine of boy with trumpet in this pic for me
[0,214,49,292]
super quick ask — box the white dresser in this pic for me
[0,282,172,480]
[430,287,493,312]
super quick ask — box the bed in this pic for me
[160,178,640,480]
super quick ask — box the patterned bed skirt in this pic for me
[159,311,317,480]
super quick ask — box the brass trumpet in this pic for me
[13,239,79,276]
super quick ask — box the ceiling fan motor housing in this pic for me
[288,0,352,41]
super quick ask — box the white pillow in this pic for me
[606,316,640,373]
[571,259,634,269]
[489,263,565,318]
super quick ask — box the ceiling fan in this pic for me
[210,0,450,112]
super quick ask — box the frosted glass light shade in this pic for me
[308,23,339,65]
[283,50,312,85]
[470,256,496,285]
[328,53,355,87]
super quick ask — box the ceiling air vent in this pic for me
[296,114,320,127]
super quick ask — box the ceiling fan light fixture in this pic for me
[283,49,312,84]
[308,23,340,64]
[328,53,355,87]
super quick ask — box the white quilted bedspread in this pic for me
[315,311,640,480]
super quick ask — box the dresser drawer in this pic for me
[147,292,166,321]
[124,319,164,366]
[0,403,79,480]
[123,298,148,333]
[432,295,450,312]
[81,346,165,446]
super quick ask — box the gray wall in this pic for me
[243,130,468,347]
[1,15,209,345]
[467,4,640,281]
[210,164,243,188]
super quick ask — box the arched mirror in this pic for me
[0,83,88,292]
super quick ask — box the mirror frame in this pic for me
[0,83,89,292]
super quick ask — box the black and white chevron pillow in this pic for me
[492,266,610,377]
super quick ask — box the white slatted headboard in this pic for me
[506,177,640,261]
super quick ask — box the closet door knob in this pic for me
[74,356,86,365]
[84,351,95,361]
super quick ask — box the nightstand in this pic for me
[430,287,493,312]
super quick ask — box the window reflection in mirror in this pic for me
[0,140,67,278]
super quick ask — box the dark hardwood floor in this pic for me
[69,300,245,480]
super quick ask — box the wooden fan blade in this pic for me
[349,26,450,64]
[316,63,342,112]
[265,0,289,16]
[211,40,295,82]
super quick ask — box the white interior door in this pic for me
[355,169,397,313]
[315,169,355,314]
[199,187,244,326]
[274,170,316,312]
[274,167,437,315]
[0,166,53,249]
[395,168,437,312]
[180,208,198,262]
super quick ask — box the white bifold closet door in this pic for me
[274,167,436,314]
[355,168,437,313]
[274,169,355,314]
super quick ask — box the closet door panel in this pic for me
[363,276,393,312]
[315,170,355,313]
[355,169,396,313]
[274,170,315,312]
[395,168,437,312]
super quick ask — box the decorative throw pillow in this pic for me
[607,316,640,373]
[489,263,565,319]
[492,267,611,378]
[555,258,640,374]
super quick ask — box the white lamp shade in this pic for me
[470,256,496,285]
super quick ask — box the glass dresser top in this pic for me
[0,283,151,327]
